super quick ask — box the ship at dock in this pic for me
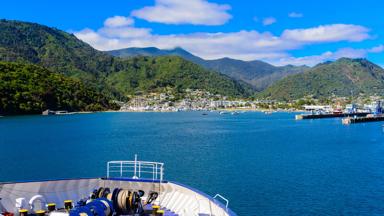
[295,102,383,122]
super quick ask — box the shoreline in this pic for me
[111,108,306,113]
[0,109,307,117]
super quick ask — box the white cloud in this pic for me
[74,16,378,66]
[262,17,276,26]
[332,48,367,59]
[370,45,384,53]
[282,24,370,43]
[76,28,292,60]
[104,16,134,27]
[288,12,303,18]
[270,46,384,66]
[131,0,231,25]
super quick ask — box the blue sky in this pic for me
[1,0,383,66]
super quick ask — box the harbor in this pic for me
[296,112,369,120]
[1,111,384,215]
[295,102,384,124]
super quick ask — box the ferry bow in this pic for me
[0,156,237,216]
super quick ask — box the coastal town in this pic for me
[120,89,254,112]
[118,89,384,114]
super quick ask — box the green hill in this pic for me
[0,20,119,77]
[0,20,253,99]
[106,56,253,97]
[0,62,118,115]
[259,58,384,101]
[108,47,308,90]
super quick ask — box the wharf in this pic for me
[342,115,384,124]
[295,112,369,120]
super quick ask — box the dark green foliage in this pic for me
[0,19,126,98]
[0,62,118,115]
[0,19,117,77]
[108,47,309,90]
[106,56,254,97]
[259,58,384,101]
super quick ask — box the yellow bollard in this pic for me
[47,203,56,212]
[64,200,73,211]
[35,210,46,216]
[152,205,160,215]
[156,210,165,216]
[19,209,28,216]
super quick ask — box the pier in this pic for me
[295,113,369,120]
[342,115,384,124]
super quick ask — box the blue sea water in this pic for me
[1,112,384,215]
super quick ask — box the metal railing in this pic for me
[107,155,164,181]
[213,194,229,209]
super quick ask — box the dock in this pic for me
[295,112,369,120]
[342,115,384,124]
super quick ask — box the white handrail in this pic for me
[213,194,229,209]
[107,155,164,181]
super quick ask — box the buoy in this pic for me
[47,203,56,212]
[18,209,28,216]
[64,200,73,211]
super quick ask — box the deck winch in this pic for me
[65,187,159,216]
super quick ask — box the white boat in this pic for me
[0,156,236,216]
[55,111,72,115]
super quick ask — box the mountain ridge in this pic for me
[107,47,309,90]
[0,19,253,100]
[258,58,384,101]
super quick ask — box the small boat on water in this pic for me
[42,110,72,116]
[42,109,56,116]
[0,156,236,216]
[333,108,343,115]
[219,111,229,115]
[55,111,71,115]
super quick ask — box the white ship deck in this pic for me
[0,158,237,216]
